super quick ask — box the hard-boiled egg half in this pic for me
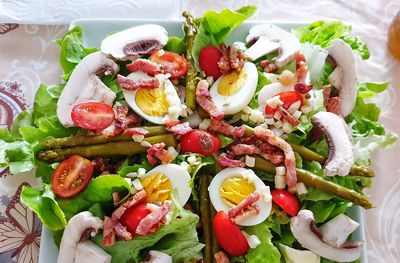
[210,62,258,115]
[140,164,191,206]
[123,72,184,124]
[208,167,272,226]
[257,81,294,113]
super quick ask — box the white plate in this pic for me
[39,19,368,263]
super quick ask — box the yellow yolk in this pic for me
[219,176,255,207]
[141,173,172,203]
[217,69,247,96]
[135,87,168,117]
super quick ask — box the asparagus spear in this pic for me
[183,11,200,110]
[200,174,212,263]
[254,157,373,209]
[207,174,220,262]
[37,134,176,162]
[42,126,166,149]
[243,125,374,178]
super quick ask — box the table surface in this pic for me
[0,1,399,262]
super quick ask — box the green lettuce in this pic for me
[192,6,257,70]
[164,36,185,54]
[93,195,204,263]
[249,71,271,109]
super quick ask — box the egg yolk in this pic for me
[141,173,172,203]
[217,69,247,96]
[135,87,168,117]
[219,176,255,207]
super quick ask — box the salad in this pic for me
[0,5,397,263]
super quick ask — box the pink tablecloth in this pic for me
[0,1,399,262]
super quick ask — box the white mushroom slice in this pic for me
[58,211,104,263]
[146,250,172,263]
[319,214,360,248]
[311,112,354,176]
[291,210,363,263]
[57,51,118,127]
[74,240,111,263]
[101,24,168,61]
[327,39,358,117]
[246,24,300,67]
[244,36,280,61]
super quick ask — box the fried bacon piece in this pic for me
[323,85,342,116]
[218,44,245,74]
[215,251,231,263]
[126,59,162,76]
[229,144,258,157]
[117,74,159,91]
[112,190,147,220]
[146,142,173,165]
[136,202,171,236]
[124,127,149,136]
[217,155,245,168]
[227,191,260,219]
[294,52,313,94]
[209,118,245,139]
[277,106,299,126]
[113,221,132,241]
[102,216,116,247]
[166,121,193,136]
[196,80,224,120]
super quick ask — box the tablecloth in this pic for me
[0,0,399,262]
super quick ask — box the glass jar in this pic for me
[388,11,400,59]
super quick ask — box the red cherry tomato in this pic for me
[271,189,300,217]
[150,51,189,78]
[179,130,221,156]
[71,102,114,131]
[199,46,223,79]
[52,155,94,197]
[120,203,154,235]
[213,211,249,256]
[264,91,304,115]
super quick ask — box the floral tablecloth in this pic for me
[0,0,399,262]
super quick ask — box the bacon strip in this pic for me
[102,216,116,247]
[323,85,342,116]
[294,52,313,94]
[218,44,245,74]
[101,105,141,137]
[277,106,299,126]
[165,122,193,136]
[117,74,159,91]
[227,192,260,219]
[196,80,224,120]
[124,127,149,136]
[136,202,171,236]
[215,251,231,263]
[126,59,162,76]
[217,155,245,168]
[113,221,132,241]
[146,142,173,165]
[112,189,147,220]
[229,144,258,157]
[254,126,297,191]
[209,118,245,139]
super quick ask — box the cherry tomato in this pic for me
[213,211,249,256]
[120,203,155,235]
[52,155,94,197]
[179,130,221,156]
[71,102,114,131]
[199,46,223,79]
[271,189,300,217]
[150,51,189,78]
[264,91,304,115]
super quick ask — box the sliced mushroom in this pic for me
[244,36,280,61]
[327,39,358,117]
[319,214,360,248]
[290,210,363,262]
[101,24,168,61]
[57,51,118,127]
[311,111,354,176]
[58,211,105,263]
[74,240,111,263]
[246,24,300,67]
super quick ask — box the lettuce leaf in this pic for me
[192,6,257,70]
[249,71,271,109]
[93,195,203,263]
[244,221,281,263]
[164,36,185,54]
[21,184,67,231]
[32,84,64,124]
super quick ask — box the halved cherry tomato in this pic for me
[150,50,189,78]
[213,211,249,256]
[120,203,155,235]
[264,91,303,115]
[199,46,223,79]
[52,155,94,197]
[179,130,221,156]
[271,189,300,217]
[71,102,114,131]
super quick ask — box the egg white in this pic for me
[123,72,181,124]
[144,164,191,206]
[208,167,272,226]
[210,62,258,115]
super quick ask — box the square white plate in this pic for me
[39,19,368,263]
